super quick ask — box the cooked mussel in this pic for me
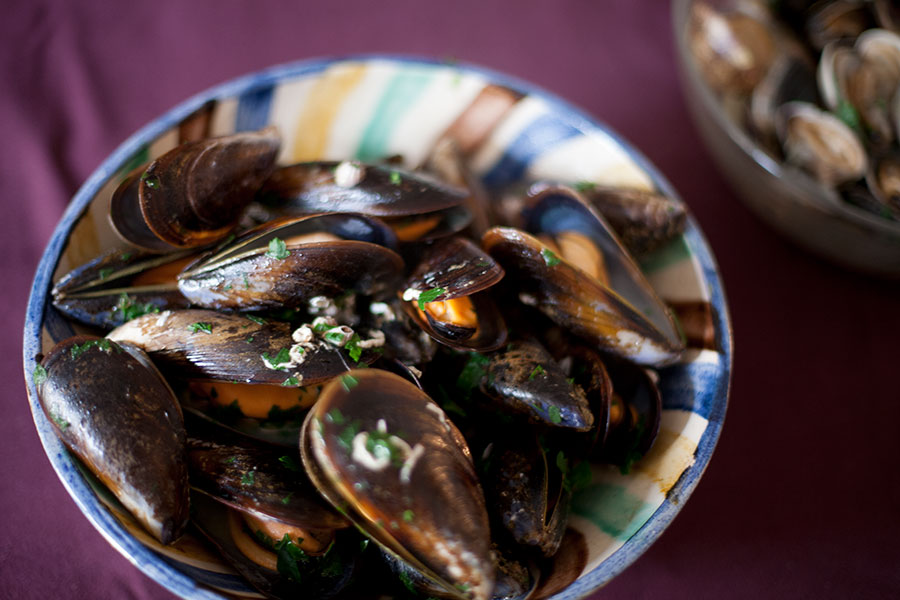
[301,369,495,600]
[176,213,404,311]
[34,335,189,544]
[110,126,281,251]
[258,160,472,242]
[51,249,194,329]
[401,237,507,352]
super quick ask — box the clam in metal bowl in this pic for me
[673,0,900,277]
[23,56,732,599]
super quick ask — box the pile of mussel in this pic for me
[34,124,687,600]
[689,0,900,220]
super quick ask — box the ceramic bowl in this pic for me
[23,55,732,599]
[673,0,900,278]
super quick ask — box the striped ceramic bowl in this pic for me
[23,56,732,599]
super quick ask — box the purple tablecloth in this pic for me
[5,1,899,598]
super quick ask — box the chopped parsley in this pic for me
[140,172,160,189]
[340,374,358,391]
[266,237,291,260]
[243,274,251,289]
[225,456,238,464]
[336,420,362,451]
[528,364,546,380]
[574,180,597,193]
[246,314,267,325]
[417,286,446,310]
[456,352,490,399]
[275,534,306,582]
[120,252,133,261]
[365,429,405,466]
[70,338,113,359]
[188,322,213,334]
[281,492,294,505]
[325,408,346,425]
[345,334,363,362]
[389,171,402,185]
[324,330,348,345]
[541,247,561,267]
[282,375,301,387]
[557,450,593,493]
[223,283,232,290]
[313,320,332,333]
[548,405,562,424]
[33,364,48,386]
[476,259,491,267]
[262,348,292,370]
[49,411,70,430]
[241,470,256,486]
[115,293,159,322]
[402,509,414,523]
[278,455,302,472]
[835,99,862,134]
[98,267,114,280]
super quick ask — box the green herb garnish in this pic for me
[188,322,213,334]
[246,314,266,325]
[416,286,447,310]
[49,411,70,430]
[336,420,362,451]
[282,375,301,387]
[275,534,307,582]
[141,172,160,189]
[326,408,346,425]
[457,352,490,399]
[389,171,402,185]
[279,455,302,472]
[262,348,292,370]
[266,237,291,260]
[98,267,114,280]
[574,180,597,193]
[281,492,294,505]
[33,364,48,386]
[548,405,562,424]
[241,470,256,486]
[835,99,862,134]
[119,252,133,261]
[402,509,414,523]
[345,334,363,362]
[340,374,358,391]
[115,293,160,322]
[243,274,251,289]
[541,247,561,267]
[70,338,113,359]
[528,364,546,380]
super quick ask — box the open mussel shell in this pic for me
[51,249,194,329]
[482,432,570,558]
[35,336,188,544]
[107,309,380,386]
[401,237,507,352]
[110,127,281,251]
[550,182,688,257]
[595,357,662,471]
[258,160,473,243]
[775,101,868,186]
[804,0,874,51]
[300,369,495,600]
[481,339,594,432]
[750,54,820,144]
[177,213,404,310]
[190,492,363,600]
[866,152,900,215]
[186,429,348,532]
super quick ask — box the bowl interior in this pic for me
[24,56,732,599]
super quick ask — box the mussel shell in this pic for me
[145,127,280,248]
[866,152,900,215]
[481,339,594,432]
[190,492,362,600]
[596,358,662,469]
[35,336,188,544]
[805,0,873,50]
[749,55,820,142]
[258,160,468,217]
[177,214,404,310]
[405,237,505,303]
[301,369,494,600]
[186,433,347,531]
[483,433,570,557]
[51,249,193,329]
[559,183,688,257]
[403,290,508,353]
[107,309,380,385]
[523,186,684,356]
[110,168,175,252]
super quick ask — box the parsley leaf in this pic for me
[278,455,302,472]
[115,293,160,322]
[541,247,561,267]
[282,376,301,387]
[528,364,545,380]
[389,171,402,185]
[345,334,362,362]
[417,286,446,310]
[402,509,414,522]
[241,470,256,486]
[266,237,291,260]
[98,267,114,280]
[262,348,292,370]
[33,364,48,386]
[548,405,562,424]
[188,322,213,334]
[246,314,266,325]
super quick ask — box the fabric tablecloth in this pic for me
[4,1,899,598]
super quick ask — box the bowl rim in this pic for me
[22,53,733,599]
[671,0,900,238]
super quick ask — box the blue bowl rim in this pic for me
[22,53,733,600]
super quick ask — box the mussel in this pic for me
[111,126,281,251]
[34,336,189,544]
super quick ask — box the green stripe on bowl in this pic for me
[571,482,659,541]
[355,69,437,160]
[639,236,692,274]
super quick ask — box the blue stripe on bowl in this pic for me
[234,85,275,132]
[481,112,583,191]
[658,356,728,420]
[23,54,732,600]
